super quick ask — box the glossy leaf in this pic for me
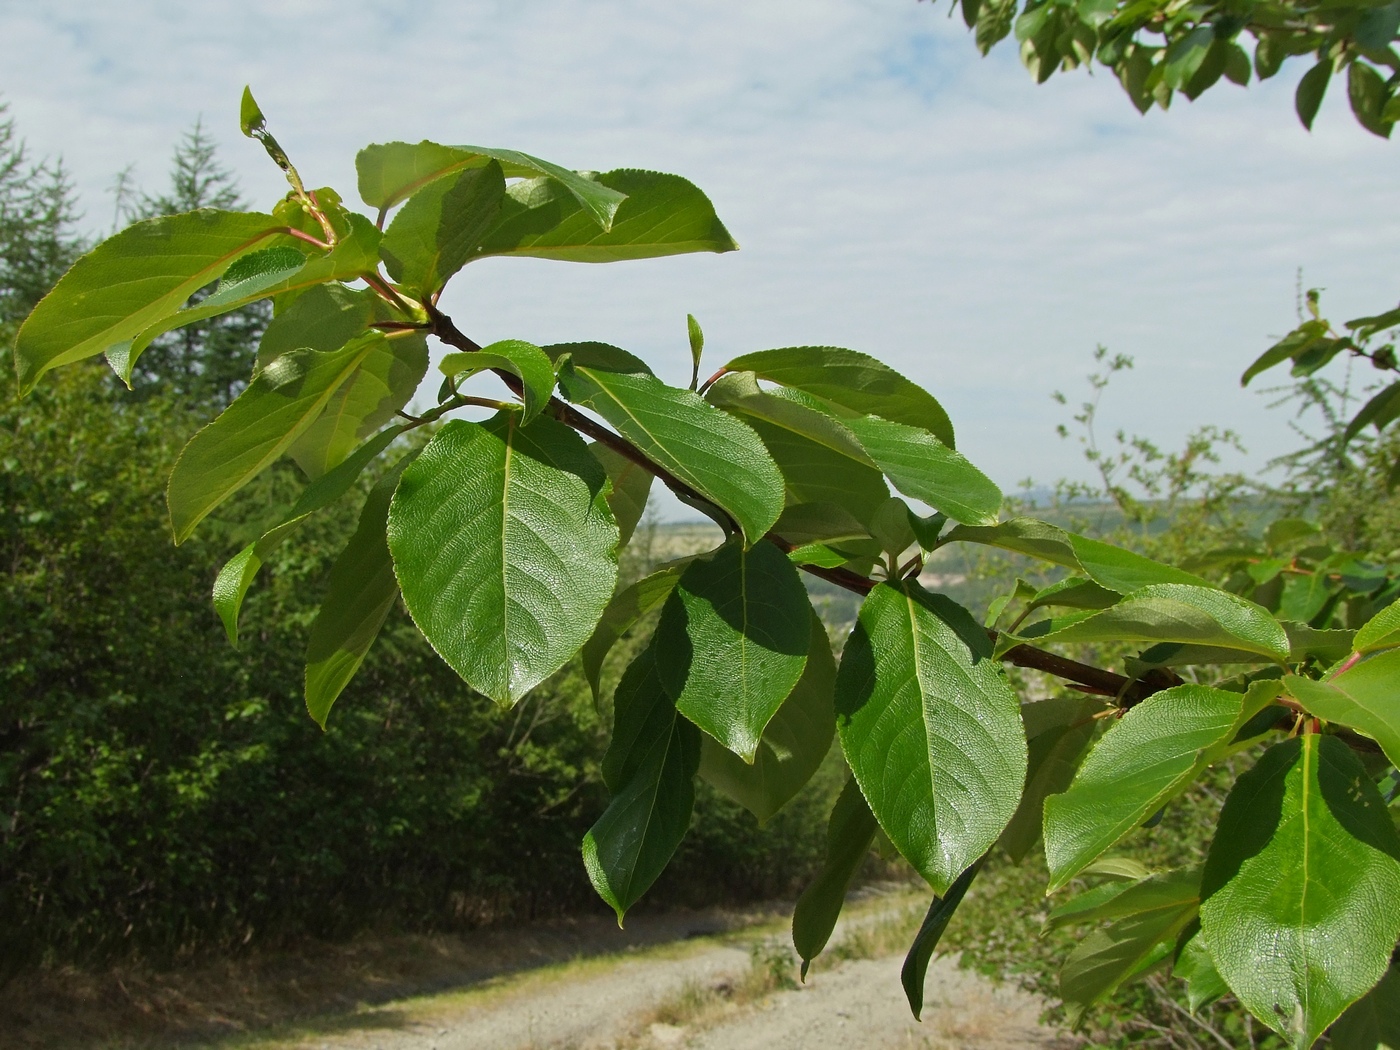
[791,778,879,977]
[835,581,1026,893]
[255,282,379,369]
[1354,599,1400,653]
[998,697,1102,864]
[14,209,281,393]
[167,335,384,542]
[588,443,653,547]
[304,457,413,727]
[387,411,619,706]
[723,346,954,447]
[1200,736,1400,1048]
[584,645,700,923]
[380,161,505,295]
[289,331,428,478]
[1285,650,1400,768]
[1043,683,1278,891]
[356,139,625,230]
[1329,963,1400,1050]
[439,338,556,425]
[901,859,983,1019]
[655,539,811,760]
[1016,584,1290,664]
[476,168,737,263]
[556,356,784,545]
[699,613,836,822]
[581,562,686,702]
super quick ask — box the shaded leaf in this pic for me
[1172,931,1231,1013]
[440,338,557,424]
[902,859,983,1019]
[998,697,1102,863]
[380,161,506,295]
[588,443,654,547]
[791,778,879,976]
[581,562,687,702]
[256,282,380,369]
[1296,58,1334,130]
[1329,962,1400,1050]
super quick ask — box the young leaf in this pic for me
[439,338,556,425]
[289,332,428,479]
[1014,584,1290,664]
[14,209,282,394]
[1285,650,1400,768]
[167,335,384,542]
[699,613,836,823]
[387,411,619,707]
[655,539,811,760]
[584,646,700,923]
[687,313,704,390]
[998,697,1102,863]
[721,347,955,448]
[1043,683,1279,891]
[835,581,1027,893]
[304,456,414,728]
[556,357,784,545]
[581,562,687,702]
[1200,736,1400,1049]
[379,161,506,296]
[901,859,983,1019]
[791,778,879,977]
[474,169,737,263]
[255,282,379,368]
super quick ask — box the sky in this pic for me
[3,0,1397,509]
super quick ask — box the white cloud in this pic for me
[3,0,1396,502]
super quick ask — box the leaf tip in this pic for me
[239,86,264,138]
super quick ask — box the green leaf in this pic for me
[1285,651,1400,768]
[998,697,1102,863]
[1172,931,1231,1013]
[1043,683,1278,891]
[387,411,619,706]
[1058,869,1202,1026]
[699,613,836,822]
[588,443,653,548]
[791,778,879,976]
[439,338,557,425]
[945,517,1211,592]
[1015,584,1290,664]
[771,504,872,547]
[1329,962,1400,1050]
[1355,600,1400,653]
[687,313,704,389]
[556,356,784,545]
[1200,736,1400,1048]
[356,139,626,230]
[167,334,385,543]
[721,347,955,448]
[1345,382,1400,443]
[1241,320,1330,387]
[901,859,983,1019]
[584,645,700,923]
[212,424,407,643]
[869,497,918,557]
[836,581,1026,893]
[1163,26,1215,90]
[475,168,737,263]
[1027,575,1121,615]
[1296,57,1334,131]
[239,85,264,137]
[379,161,506,296]
[975,0,1018,53]
[14,209,282,394]
[1349,62,1393,138]
[289,332,428,479]
[255,282,379,369]
[581,562,687,702]
[655,539,811,760]
[304,456,413,728]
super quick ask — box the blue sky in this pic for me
[4,0,1398,503]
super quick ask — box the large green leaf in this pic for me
[998,697,1102,864]
[255,282,380,369]
[379,161,505,296]
[581,562,687,702]
[1057,869,1202,1026]
[740,414,891,530]
[1200,736,1400,1049]
[212,424,407,644]
[1043,683,1279,891]
[1286,650,1400,777]
[15,209,281,393]
[289,331,428,479]
[439,338,557,426]
[699,613,836,822]
[721,347,955,448]
[584,644,700,922]
[355,139,625,230]
[387,411,619,706]
[556,355,784,545]
[304,456,413,728]
[655,539,811,760]
[901,859,983,1020]
[945,518,1211,592]
[1329,963,1400,1050]
[167,335,384,542]
[791,778,879,976]
[475,169,737,263]
[835,581,1026,893]
[1015,584,1290,664]
[588,443,653,548]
